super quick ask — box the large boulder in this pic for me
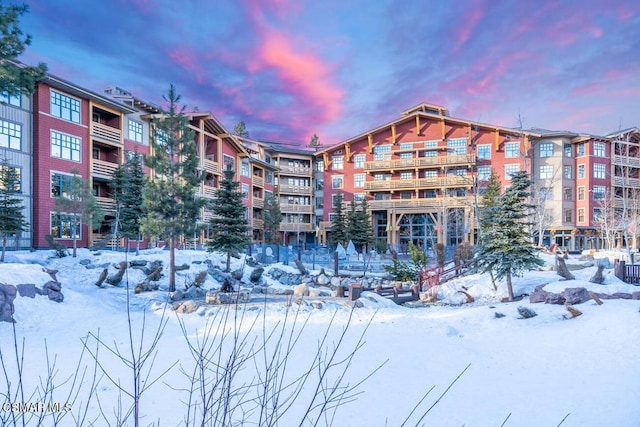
[250,267,264,283]
[0,284,17,323]
[43,280,63,303]
[529,285,549,303]
[293,283,310,297]
[316,273,330,286]
[561,287,591,305]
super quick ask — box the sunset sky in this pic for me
[18,0,640,146]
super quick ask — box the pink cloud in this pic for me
[168,49,206,84]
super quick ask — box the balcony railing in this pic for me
[253,197,264,209]
[202,184,217,199]
[612,176,640,188]
[280,203,313,214]
[612,155,640,168]
[204,159,219,174]
[91,122,122,145]
[364,154,474,172]
[280,223,314,232]
[277,184,312,194]
[279,166,312,177]
[319,221,332,231]
[368,196,471,210]
[92,159,118,180]
[95,196,116,212]
[252,175,264,187]
[364,176,472,191]
[252,218,264,229]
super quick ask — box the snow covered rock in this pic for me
[562,287,591,305]
[0,284,17,323]
[293,283,309,297]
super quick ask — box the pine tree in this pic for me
[110,151,145,255]
[347,198,374,252]
[233,121,249,138]
[143,85,206,291]
[0,3,47,97]
[476,171,543,301]
[207,163,250,271]
[0,160,27,261]
[329,193,347,247]
[263,192,281,244]
[54,169,104,258]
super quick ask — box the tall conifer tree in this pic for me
[263,192,281,244]
[329,193,347,247]
[111,151,145,255]
[143,85,205,291]
[0,161,27,261]
[207,163,249,271]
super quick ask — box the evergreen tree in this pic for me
[54,169,104,258]
[263,192,281,244]
[329,193,347,247]
[0,3,47,97]
[476,171,543,301]
[384,242,428,282]
[143,85,206,291]
[347,198,374,252]
[233,121,249,138]
[110,151,145,255]
[308,133,320,150]
[207,163,250,271]
[0,160,27,261]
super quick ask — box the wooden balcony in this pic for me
[91,122,122,145]
[368,196,471,210]
[280,203,313,214]
[319,221,332,231]
[204,159,219,174]
[96,196,115,213]
[252,218,264,229]
[364,154,474,172]
[252,175,264,187]
[612,155,640,168]
[364,176,472,191]
[202,184,217,199]
[279,166,313,177]
[92,159,118,180]
[253,196,264,209]
[277,184,312,195]
[612,176,640,188]
[280,223,314,233]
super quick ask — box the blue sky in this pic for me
[18,0,640,146]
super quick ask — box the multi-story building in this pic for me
[0,82,33,249]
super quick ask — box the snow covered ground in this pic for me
[1,248,639,426]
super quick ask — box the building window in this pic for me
[424,141,438,157]
[539,143,553,157]
[354,173,365,188]
[50,91,80,123]
[354,193,365,201]
[0,120,21,150]
[373,173,391,181]
[539,165,553,179]
[424,189,437,198]
[447,138,466,155]
[0,165,21,192]
[50,131,81,162]
[332,155,344,170]
[373,145,391,161]
[477,144,491,160]
[332,175,343,189]
[578,186,585,201]
[50,172,76,198]
[0,90,21,106]
[505,164,520,180]
[563,209,572,223]
[265,171,274,185]
[400,172,412,180]
[578,208,585,223]
[353,154,365,169]
[564,144,572,157]
[241,183,249,198]
[423,170,437,178]
[593,208,603,222]
[593,185,606,200]
[594,142,605,157]
[241,160,250,177]
[563,188,572,201]
[505,142,520,158]
[331,193,344,207]
[577,143,585,156]
[128,120,143,143]
[400,191,412,199]
[540,187,553,200]
[223,154,235,171]
[477,166,491,181]
[50,212,80,239]
[594,163,605,179]
[563,165,572,179]
[577,164,585,179]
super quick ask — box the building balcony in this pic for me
[203,158,219,174]
[252,218,264,229]
[253,196,264,209]
[368,196,471,210]
[279,166,313,177]
[319,221,332,231]
[277,184,313,195]
[280,223,314,233]
[252,175,264,187]
[95,196,116,213]
[280,203,313,214]
[612,155,640,168]
[202,184,217,199]
[612,176,640,188]
[92,159,118,180]
[364,154,474,172]
[364,176,472,191]
[91,122,122,145]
